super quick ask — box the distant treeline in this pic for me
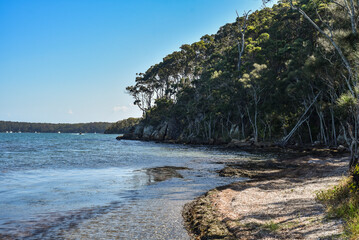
[104,117,141,134]
[0,121,113,133]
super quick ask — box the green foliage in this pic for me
[145,98,174,125]
[337,92,359,111]
[125,0,358,144]
[262,221,280,232]
[317,177,359,238]
[104,118,141,134]
[239,63,267,88]
[0,121,112,133]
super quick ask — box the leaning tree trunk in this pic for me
[280,91,321,146]
[287,0,358,170]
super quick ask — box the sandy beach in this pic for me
[183,153,348,239]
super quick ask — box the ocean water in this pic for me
[0,133,261,239]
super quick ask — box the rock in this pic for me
[226,139,252,148]
[157,122,168,140]
[217,167,253,178]
[227,139,240,147]
[215,137,227,145]
[164,120,180,140]
[121,123,144,140]
[142,125,154,140]
[150,130,160,140]
[253,141,273,148]
[337,145,346,152]
[133,124,144,138]
[122,132,134,139]
[145,166,190,182]
[150,122,168,141]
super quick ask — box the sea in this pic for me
[0,133,265,239]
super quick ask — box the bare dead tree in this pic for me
[236,10,251,78]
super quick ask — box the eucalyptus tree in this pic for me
[264,0,359,168]
[236,10,251,78]
[239,63,268,142]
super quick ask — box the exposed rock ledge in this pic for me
[120,121,180,142]
[183,155,348,239]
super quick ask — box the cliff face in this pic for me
[122,119,231,145]
[122,120,181,142]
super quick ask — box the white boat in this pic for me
[9,131,13,133]
[58,131,61,134]
[6,131,8,133]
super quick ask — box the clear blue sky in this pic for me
[0,0,275,123]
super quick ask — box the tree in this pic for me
[239,63,268,142]
[236,10,251,78]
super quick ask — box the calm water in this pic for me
[0,133,263,239]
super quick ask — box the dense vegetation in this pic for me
[104,117,141,134]
[317,174,359,238]
[0,121,112,133]
[127,0,359,165]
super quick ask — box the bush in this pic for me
[317,176,359,238]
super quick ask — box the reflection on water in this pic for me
[0,133,263,239]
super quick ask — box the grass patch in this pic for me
[262,221,280,232]
[317,176,359,239]
[280,220,301,230]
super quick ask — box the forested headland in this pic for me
[0,121,112,133]
[118,1,359,237]
[124,0,359,165]
[104,118,141,134]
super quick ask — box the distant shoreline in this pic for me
[0,120,113,134]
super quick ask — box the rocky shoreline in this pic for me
[119,121,254,146]
[117,122,349,155]
[117,128,350,239]
[182,153,348,240]
[119,121,181,142]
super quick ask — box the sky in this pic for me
[0,0,275,123]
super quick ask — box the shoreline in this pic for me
[182,152,348,239]
[118,136,349,238]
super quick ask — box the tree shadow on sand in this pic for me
[211,156,348,239]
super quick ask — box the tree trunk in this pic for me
[330,106,337,146]
[280,91,321,146]
[236,11,250,78]
[306,120,313,144]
